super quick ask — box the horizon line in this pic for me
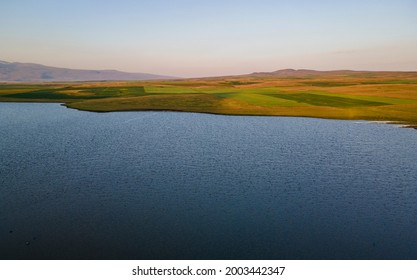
[1,59,417,80]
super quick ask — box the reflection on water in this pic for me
[0,103,416,259]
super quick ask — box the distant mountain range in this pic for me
[248,69,382,77]
[249,69,356,76]
[0,60,176,82]
[248,68,416,77]
[2,60,415,82]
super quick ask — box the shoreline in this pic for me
[1,100,416,130]
[1,75,416,129]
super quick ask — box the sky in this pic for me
[1,0,416,77]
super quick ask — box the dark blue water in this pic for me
[1,103,417,260]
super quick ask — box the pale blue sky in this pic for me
[1,0,416,77]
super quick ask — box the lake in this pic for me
[1,102,416,259]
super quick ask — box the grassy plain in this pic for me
[1,71,417,127]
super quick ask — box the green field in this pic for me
[1,72,417,128]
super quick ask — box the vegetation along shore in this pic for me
[1,70,417,128]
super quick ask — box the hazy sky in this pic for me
[1,0,416,77]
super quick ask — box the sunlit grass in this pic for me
[1,72,416,127]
